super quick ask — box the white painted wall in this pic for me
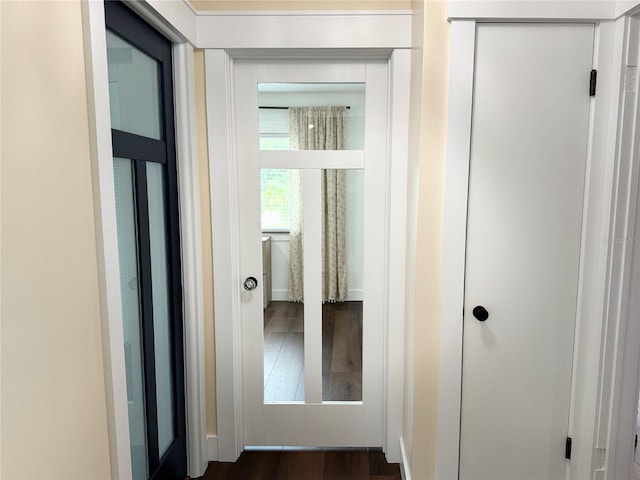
[258,89,365,301]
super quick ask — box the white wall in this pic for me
[258,89,365,301]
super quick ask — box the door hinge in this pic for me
[565,437,573,460]
[590,69,597,97]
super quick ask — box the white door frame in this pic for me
[82,1,207,477]
[437,8,640,480]
[206,48,410,462]
[597,9,640,480]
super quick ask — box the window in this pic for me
[259,108,290,231]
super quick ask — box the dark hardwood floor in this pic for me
[195,448,401,480]
[322,302,362,401]
[263,301,363,402]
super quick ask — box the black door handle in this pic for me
[472,306,489,322]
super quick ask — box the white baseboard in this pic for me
[207,435,218,461]
[400,437,412,480]
[272,289,289,301]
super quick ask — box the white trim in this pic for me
[193,9,412,16]
[399,437,412,480]
[130,0,197,45]
[207,435,219,462]
[615,1,640,18]
[206,49,244,462]
[361,58,390,446]
[82,2,132,478]
[597,13,640,480]
[385,48,411,464]
[447,1,617,21]
[196,13,411,49]
[260,150,364,169]
[437,19,476,480]
[138,1,412,49]
[303,168,323,405]
[173,42,208,478]
[566,19,621,480]
[446,0,640,21]
[271,289,290,301]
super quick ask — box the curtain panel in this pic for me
[288,106,348,303]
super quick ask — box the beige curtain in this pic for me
[288,106,347,302]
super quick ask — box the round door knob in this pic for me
[243,276,258,291]
[472,305,489,322]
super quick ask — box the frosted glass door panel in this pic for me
[113,157,148,480]
[146,162,175,456]
[106,30,162,140]
[258,83,365,150]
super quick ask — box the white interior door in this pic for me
[233,60,388,447]
[460,24,594,479]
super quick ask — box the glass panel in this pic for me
[263,169,304,402]
[146,162,175,455]
[113,158,148,480]
[322,169,363,401]
[258,83,365,150]
[261,169,294,230]
[106,30,162,140]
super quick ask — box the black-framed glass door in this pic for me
[105,2,186,479]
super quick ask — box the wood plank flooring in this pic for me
[195,448,401,480]
[263,301,363,402]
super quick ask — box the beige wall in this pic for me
[0,1,112,478]
[194,50,218,436]
[403,0,425,467]
[190,0,411,10]
[404,1,450,478]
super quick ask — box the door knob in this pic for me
[243,276,258,291]
[472,305,489,321]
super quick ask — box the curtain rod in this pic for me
[259,106,351,110]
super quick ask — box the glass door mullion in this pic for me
[302,169,323,404]
[133,160,160,472]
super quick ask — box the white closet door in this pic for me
[461,24,594,480]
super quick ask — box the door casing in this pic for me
[207,49,411,462]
